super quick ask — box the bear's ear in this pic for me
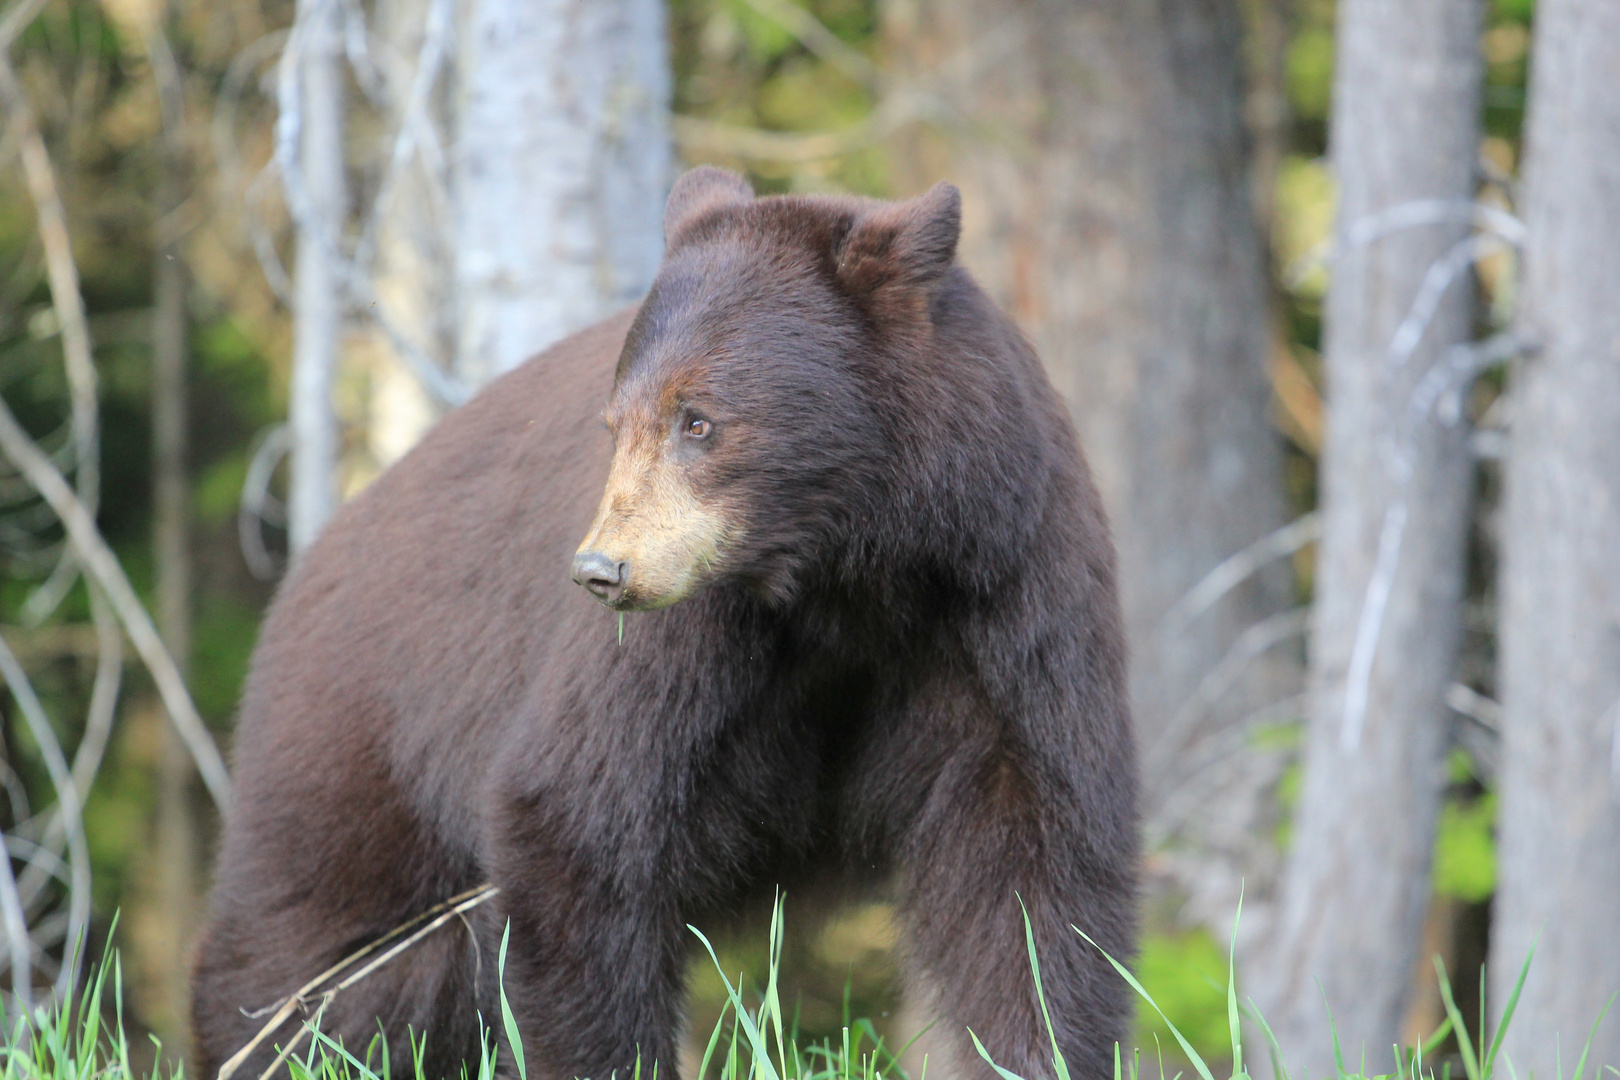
[835,182,962,296]
[665,166,754,248]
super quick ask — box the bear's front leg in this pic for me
[485,785,690,1080]
[885,684,1139,1080]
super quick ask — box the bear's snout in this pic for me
[572,550,628,605]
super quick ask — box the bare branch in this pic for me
[672,91,926,164]
[238,423,290,580]
[0,49,100,519]
[0,629,90,1000]
[0,393,233,812]
[0,804,30,1011]
[0,0,46,54]
[1161,511,1321,633]
[735,0,877,90]
[1149,607,1312,791]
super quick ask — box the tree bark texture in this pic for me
[140,14,201,1052]
[883,0,1293,910]
[884,0,1287,764]
[287,0,345,554]
[1490,0,1620,1067]
[451,0,670,388]
[367,0,455,470]
[1256,0,1482,1070]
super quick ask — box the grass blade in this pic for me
[1017,897,1071,1080]
[968,1028,1032,1080]
[690,924,782,1080]
[1074,925,1216,1080]
[1228,886,1245,1079]
[1569,995,1615,1080]
[497,921,528,1080]
[1434,957,1481,1080]
[1483,939,1537,1079]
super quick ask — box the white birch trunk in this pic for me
[367,0,455,470]
[286,0,346,554]
[452,0,671,387]
[1256,0,1482,1068]
[1490,0,1620,1067]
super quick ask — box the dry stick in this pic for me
[0,632,90,1000]
[0,39,102,627]
[14,586,119,912]
[0,795,30,1013]
[1148,606,1314,794]
[0,394,233,811]
[671,87,932,165]
[1159,510,1323,634]
[735,0,877,90]
[0,0,46,53]
[216,883,500,1080]
[1149,691,1313,845]
[238,423,292,581]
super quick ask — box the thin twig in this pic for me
[0,52,100,516]
[238,423,290,580]
[735,0,877,90]
[0,630,90,1001]
[217,883,500,1080]
[0,798,30,1012]
[1150,607,1313,788]
[672,91,926,164]
[1161,512,1322,634]
[0,392,233,811]
[0,0,46,54]
[14,585,121,912]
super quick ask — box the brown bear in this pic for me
[191,168,1137,1080]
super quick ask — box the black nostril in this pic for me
[571,550,626,600]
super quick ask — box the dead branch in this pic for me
[0,0,46,54]
[735,0,877,90]
[0,630,89,1000]
[1161,511,1322,634]
[0,393,233,812]
[217,883,500,1080]
[0,806,29,1011]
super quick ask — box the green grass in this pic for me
[0,902,1598,1080]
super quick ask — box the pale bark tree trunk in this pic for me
[884,0,1294,914]
[1490,0,1620,1067]
[367,0,454,470]
[1256,0,1481,1070]
[286,0,345,554]
[451,0,670,388]
[142,13,201,1053]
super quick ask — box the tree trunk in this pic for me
[1256,0,1481,1069]
[366,0,454,471]
[451,0,670,388]
[286,0,346,554]
[1490,0,1620,1067]
[135,13,201,1055]
[883,0,1294,911]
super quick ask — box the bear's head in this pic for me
[572,166,962,611]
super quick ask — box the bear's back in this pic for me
[220,310,635,881]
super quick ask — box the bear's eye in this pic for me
[685,417,711,439]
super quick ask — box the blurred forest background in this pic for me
[0,0,1616,1075]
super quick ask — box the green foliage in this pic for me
[667,0,887,194]
[0,903,1605,1080]
[1134,930,1232,1067]
[1285,25,1334,124]
[1433,794,1497,904]
[189,590,262,725]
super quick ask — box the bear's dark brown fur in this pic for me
[192,169,1137,1080]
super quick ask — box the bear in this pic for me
[191,167,1137,1080]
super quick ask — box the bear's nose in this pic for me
[572,550,627,603]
